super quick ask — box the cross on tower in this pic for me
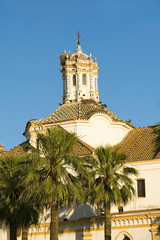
[74,31,81,45]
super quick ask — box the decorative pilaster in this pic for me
[62,75,66,103]
[65,74,70,102]
[90,74,93,91]
[77,72,81,91]
[95,77,98,94]
[89,74,95,99]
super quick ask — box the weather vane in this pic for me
[74,31,81,45]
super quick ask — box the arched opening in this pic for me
[116,231,133,240]
[73,75,76,86]
[82,74,86,85]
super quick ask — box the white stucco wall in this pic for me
[111,160,160,213]
[59,114,132,148]
[132,160,160,210]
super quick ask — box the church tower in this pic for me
[24,33,133,149]
[59,33,100,104]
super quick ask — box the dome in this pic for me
[59,45,92,64]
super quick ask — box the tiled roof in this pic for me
[117,126,160,162]
[30,100,130,126]
[3,139,94,158]
[2,141,30,157]
[0,145,5,156]
[72,139,95,156]
[3,126,160,162]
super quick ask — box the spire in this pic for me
[74,31,82,54]
[74,31,81,46]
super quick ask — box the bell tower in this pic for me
[59,33,100,104]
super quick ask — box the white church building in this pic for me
[1,40,160,240]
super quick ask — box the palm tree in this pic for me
[24,126,93,240]
[0,155,40,240]
[90,146,138,240]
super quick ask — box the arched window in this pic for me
[82,74,86,85]
[116,231,132,240]
[73,75,76,86]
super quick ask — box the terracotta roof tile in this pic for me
[72,140,95,156]
[117,126,160,162]
[30,100,131,126]
[2,141,29,157]
[3,139,94,158]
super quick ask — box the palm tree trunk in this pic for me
[104,202,111,240]
[50,201,58,240]
[10,222,17,240]
[22,226,29,240]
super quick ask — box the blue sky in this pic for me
[0,0,160,151]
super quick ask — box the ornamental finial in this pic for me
[74,31,81,45]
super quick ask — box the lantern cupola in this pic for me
[59,35,100,104]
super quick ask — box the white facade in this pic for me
[61,114,132,148]
[27,113,132,149]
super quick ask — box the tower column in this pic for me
[62,75,66,102]
[90,74,93,91]
[95,77,98,94]
[90,74,95,99]
[66,74,69,93]
[95,77,99,101]
[77,72,81,90]
[76,72,81,101]
[65,73,70,102]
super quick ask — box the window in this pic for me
[118,206,123,213]
[82,74,86,85]
[73,75,76,86]
[137,179,146,197]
